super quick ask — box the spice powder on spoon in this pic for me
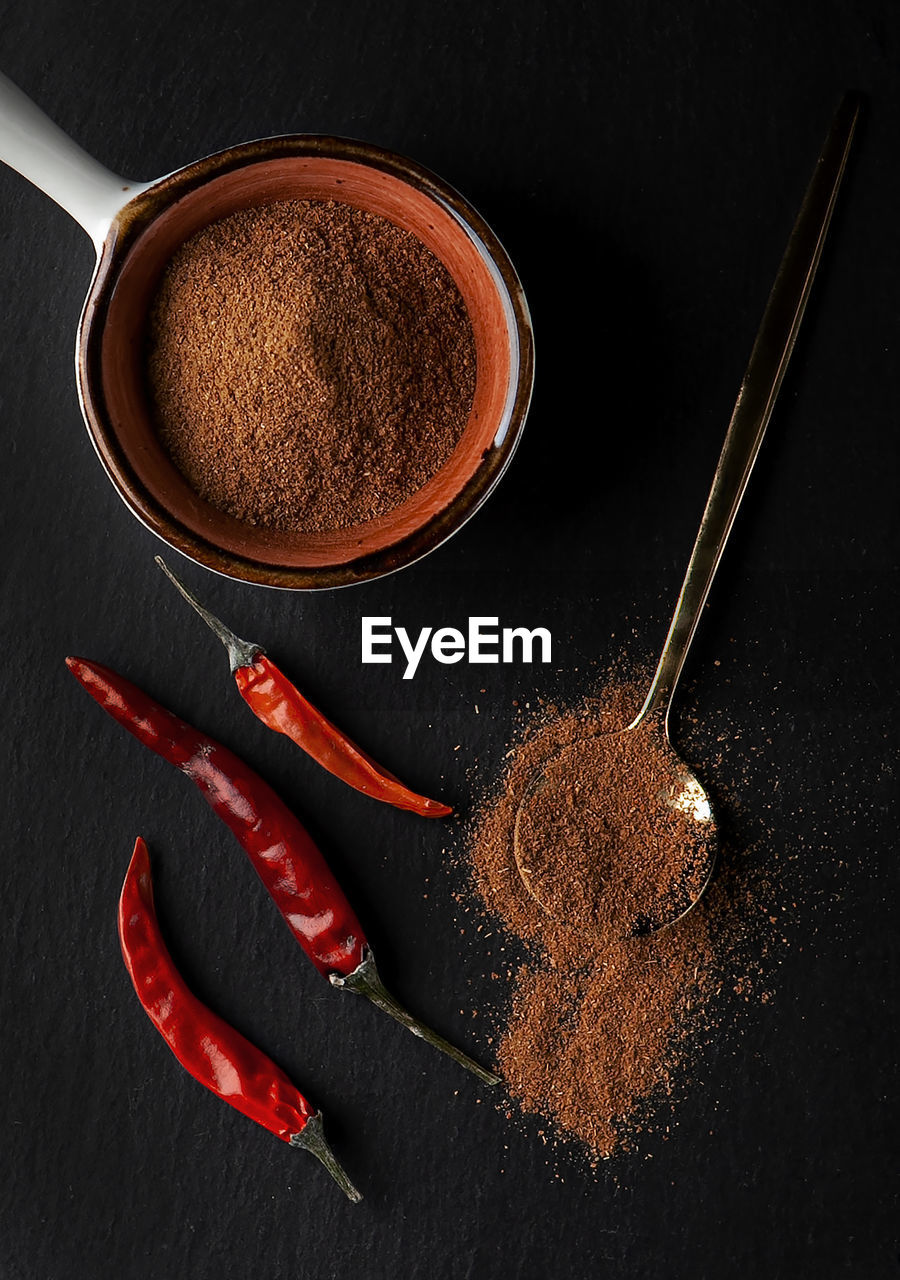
[514,725,714,938]
[146,200,476,533]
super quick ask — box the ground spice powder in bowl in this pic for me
[146,200,477,534]
[90,138,533,587]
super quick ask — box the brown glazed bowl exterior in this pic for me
[77,135,534,589]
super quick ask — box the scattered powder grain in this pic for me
[147,200,476,533]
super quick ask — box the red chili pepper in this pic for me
[119,837,361,1200]
[155,557,452,818]
[68,656,499,1086]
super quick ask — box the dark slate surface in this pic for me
[0,2,898,1277]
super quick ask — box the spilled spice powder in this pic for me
[147,200,476,533]
[465,674,776,1163]
[498,915,716,1158]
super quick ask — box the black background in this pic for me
[0,2,898,1277]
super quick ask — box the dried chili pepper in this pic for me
[155,557,452,818]
[67,656,499,1086]
[119,837,361,1201]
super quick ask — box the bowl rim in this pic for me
[76,133,534,590]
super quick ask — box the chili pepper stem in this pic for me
[155,556,261,673]
[290,1112,362,1203]
[330,950,501,1087]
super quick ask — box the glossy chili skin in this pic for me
[67,656,366,978]
[119,837,315,1141]
[235,655,452,817]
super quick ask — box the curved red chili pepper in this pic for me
[156,557,452,818]
[68,655,365,978]
[119,837,361,1200]
[236,656,452,816]
[68,657,500,1086]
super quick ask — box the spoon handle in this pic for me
[633,93,861,731]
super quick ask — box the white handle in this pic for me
[0,71,149,249]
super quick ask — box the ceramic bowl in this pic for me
[0,75,534,588]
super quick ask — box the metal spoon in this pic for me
[514,94,860,938]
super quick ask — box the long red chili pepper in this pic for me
[119,837,361,1201]
[67,656,499,1086]
[155,557,452,818]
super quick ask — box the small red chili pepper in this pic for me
[119,837,361,1201]
[67,656,499,1086]
[155,557,452,818]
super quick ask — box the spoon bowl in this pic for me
[514,719,717,938]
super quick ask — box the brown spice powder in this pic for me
[498,915,716,1158]
[465,675,774,1164]
[147,200,476,533]
[514,726,713,937]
